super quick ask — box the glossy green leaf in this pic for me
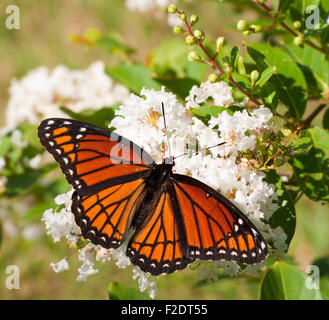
[260,83,278,110]
[60,105,119,129]
[108,282,151,300]
[309,127,329,158]
[291,147,329,203]
[265,171,296,248]
[149,38,189,78]
[247,43,307,119]
[284,44,329,94]
[191,105,244,124]
[323,109,329,130]
[154,78,199,100]
[106,64,161,94]
[260,261,323,300]
[256,66,276,88]
[5,163,57,198]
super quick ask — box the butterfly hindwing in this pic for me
[73,178,147,248]
[127,192,192,275]
[171,174,268,264]
[38,118,154,195]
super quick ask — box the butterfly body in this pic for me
[38,118,268,275]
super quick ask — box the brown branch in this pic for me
[184,20,262,106]
[265,103,327,166]
[252,0,329,56]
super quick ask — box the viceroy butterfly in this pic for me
[38,118,268,275]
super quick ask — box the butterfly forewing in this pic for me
[171,174,268,264]
[37,118,154,195]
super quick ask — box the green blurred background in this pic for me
[0,0,328,299]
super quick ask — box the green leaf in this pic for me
[284,44,329,94]
[291,129,313,153]
[323,109,329,130]
[108,282,151,300]
[260,261,323,300]
[247,43,307,119]
[290,147,329,203]
[5,164,57,198]
[191,105,244,124]
[95,32,134,56]
[309,127,329,158]
[106,64,161,94]
[60,105,119,129]
[260,83,278,110]
[265,171,296,248]
[149,38,189,78]
[256,66,276,88]
[154,78,199,100]
[230,46,239,69]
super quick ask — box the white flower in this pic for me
[0,157,5,171]
[1,61,129,134]
[41,189,80,243]
[77,244,99,281]
[214,261,241,276]
[28,154,42,169]
[168,13,185,28]
[110,247,132,269]
[132,267,157,299]
[50,257,70,273]
[11,129,28,148]
[186,81,234,109]
[125,0,173,12]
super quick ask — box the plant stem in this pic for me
[252,0,329,56]
[265,103,327,166]
[184,20,261,106]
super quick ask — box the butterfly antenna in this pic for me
[162,102,172,158]
[174,142,226,160]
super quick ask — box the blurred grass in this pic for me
[0,0,328,300]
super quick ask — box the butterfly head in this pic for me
[164,156,175,166]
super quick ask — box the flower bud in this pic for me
[167,4,178,14]
[193,29,205,41]
[216,36,225,52]
[187,51,201,62]
[243,30,251,37]
[251,70,260,82]
[293,20,302,29]
[178,11,186,21]
[294,35,303,47]
[236,20,247,31]
[208,73,219,83]
[250,24,262,32]
[190,14,199,26]
[185,35,196,45]
[173,25,184,34]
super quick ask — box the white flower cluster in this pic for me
[2,61,129,134]
[125,0,182,28]
[125,0,173,13]
[42,81,286,297]
[42,189,157,298]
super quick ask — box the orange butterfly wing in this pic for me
[171,174,268,264]
[127,192,192,275]
[38,118,154,195]
[38,118,155,248]
[72,179,146,248]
